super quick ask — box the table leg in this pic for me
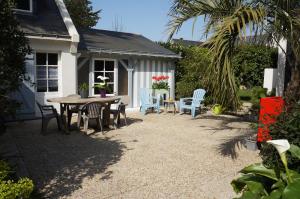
[103,103,111,127]
[173,103,176,115]
[60,103,69,134]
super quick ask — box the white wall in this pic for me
[27,38,77,114]
[132,58,175,107]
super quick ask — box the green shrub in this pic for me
[232,45,277,88]
[175,47,211,98]
[251,86,267,104]
[0,179,34,199]
[0,161,10,181]
[238,89,252,102]
[0,160,34,199]
[260,103,300,172]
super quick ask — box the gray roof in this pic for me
[79,29,180,58]
[15,0,70,38]
[172,39,203,47]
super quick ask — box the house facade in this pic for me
[13,0,179,118]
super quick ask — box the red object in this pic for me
[257,97,284,142]
[152,75,170,81]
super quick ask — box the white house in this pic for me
[13,0,179,118]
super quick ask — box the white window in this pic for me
[93,59,115,95]
[36,53,59,92]
[14,0,32,12]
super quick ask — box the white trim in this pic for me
[90,58,117,96]
[14,0,33,13]
[26,35,71,42]
[87,49,181,59]
[54,0,79,53]
[114,62,118,95]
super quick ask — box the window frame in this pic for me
[14,0,33,13]
[91,58,117,96]
[35,52,59,93]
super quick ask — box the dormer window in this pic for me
[15,0,32,12]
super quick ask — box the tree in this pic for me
[64,0,101,28]
[232,45,278,88]
[168,0,300,110]
[0,0,31,128]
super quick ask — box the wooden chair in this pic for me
[110,98,128,129]
[179,89,206,118]
[66,94,81,128]
[37,102,61,134]
[78,102,105,133]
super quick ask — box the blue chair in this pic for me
[179,89,206,118]
[140,88,160,115]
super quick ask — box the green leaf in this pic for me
[262,189,282,199]
[244,181,266,194]
[241,163,279,181]
[282,179,300,199]
[289,144,300,160]
[289,170,300,181]
[236,191,260,199]
[231,173,266,193]
[271,180,285,190]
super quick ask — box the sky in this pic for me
[91,0,206,42]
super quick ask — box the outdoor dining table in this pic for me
[47,96,120,133]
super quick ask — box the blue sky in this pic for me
[91,0,205,42]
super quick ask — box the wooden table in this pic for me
[47,96,120,133]
[163,100,176,115]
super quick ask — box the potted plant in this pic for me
[94,75,110,98]
[152,75,170,100]
[79,83,89,98]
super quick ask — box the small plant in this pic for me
[79,82,89,91]
[231,140,300,199]
[152,75,169,90]
[94,75,110,91]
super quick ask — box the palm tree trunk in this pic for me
[284,54,300,108]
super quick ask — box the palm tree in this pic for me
[168,0,300,110]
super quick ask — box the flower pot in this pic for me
[100,89,106,98]
[244,138,258,151]
[79,90,89,98]
[153,89,169,100]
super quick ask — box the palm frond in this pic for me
[167,0,243,40]
[204,5,266,109]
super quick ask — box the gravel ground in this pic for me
[5,111,260,199]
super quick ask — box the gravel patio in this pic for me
[3,111,260,199]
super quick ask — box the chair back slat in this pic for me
[82,102,104,119]
[192,89,206,107]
